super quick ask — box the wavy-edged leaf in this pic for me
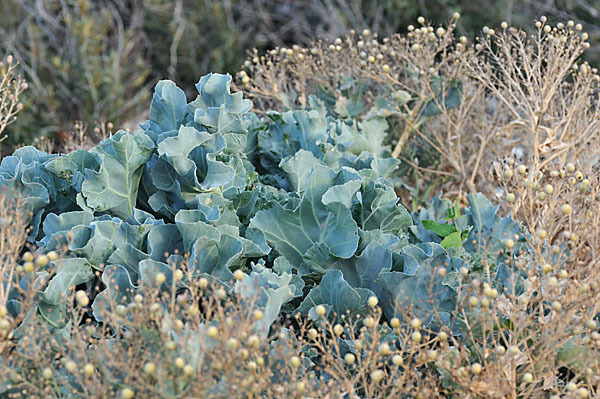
[297,269,373,319]
[82,131,155,218]
[42,258,94,305]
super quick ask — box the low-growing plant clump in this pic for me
[0,17,599,399]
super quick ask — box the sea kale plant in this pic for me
[1,18,600,396]
[0,72,519,330]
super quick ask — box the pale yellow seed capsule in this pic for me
[392,354,403,365]
[469,296,479,307]
[537,192,546,201]
[368,296,378,308]
[551,301,562,311]
[234,269,244,281]
[561,204,572,215]
[226,338,239,350]
[0,319,10,330]
[411,331,422,343]
[411,318,422,329]
[23,261,34,273]
[586,320,597,329]
[315,305,326,317]
[121,388,134,399]
[480,297,490,308]
[523,372,533,383]
[390,317,400,328]
[42,368,53,379]
[505,239,515,249]
[559,270,568,279]
[378,343,391,355]
[370,369,384,382]
[578,388,589,398]
[382,64,390,72]
[354,339,363,350]
[290,356,300,368]
[144,362,156,375]
[48,251,58,261]
[417,16,425,24]
[36,255,49,267]
[247,361,257,371]
[156,273,166,284]
[537,229,547,239]
[22,252,34,262]
[84,364,94,377]
[173,269,183,280]
[75,291,89,307]
[566,162,575,172]
[344,353,356,365]
[501,21,508,29]
[333,324,344,336]
[471,363,482,375]
[542,264,552,274]
[207,326,218,338]
[65,360,77,373]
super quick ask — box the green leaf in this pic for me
[235,262,295,337]
[82,131,155,218]
[92,264,139,321]
[421,220,457,237]
[297,270,373,319]
[250,164,359,268]
[354,176,412,234]
[42,258,94,305]
[192,74,252,139]
[148,80,189,134]
[420,79,462,118]
[280,150,325,193]
[440,231,463,249]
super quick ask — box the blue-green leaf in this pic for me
[297,270,373,318]
[81,131,155,218]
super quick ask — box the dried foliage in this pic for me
[240,17,599,206]
[0,55,26,145]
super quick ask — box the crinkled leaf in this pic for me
[82,131,155,218]
[42,258,94,305]
[297,270,373,319]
